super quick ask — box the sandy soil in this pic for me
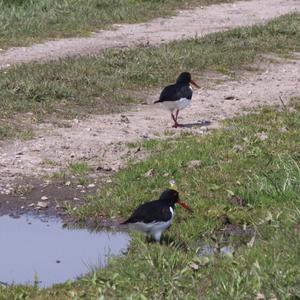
[1,54,299,184]
[0,0,299,68]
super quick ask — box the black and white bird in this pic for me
[154,72,200,128]
[121,189,193,242]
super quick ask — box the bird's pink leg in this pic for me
[175,109,179,121]
[174,109,183,127]
[171,113,178,128]
[171,112,176,122]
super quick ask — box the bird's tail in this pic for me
[153,100,161,104]
[119,219,129,225]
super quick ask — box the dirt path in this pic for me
[0,0,299,68]
[1,54,299,188]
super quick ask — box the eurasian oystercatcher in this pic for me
[121,189,193,242]
[154,72,200,128]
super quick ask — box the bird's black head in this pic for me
[159,189,193,212]
[159,189,179,205]
[176,72,200,88]
[176,72,191,85]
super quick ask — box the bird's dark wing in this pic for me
[158,84,192,102]
[122,200,172,224]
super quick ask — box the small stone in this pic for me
[199,126,208,132]
[248,90,252,95]
[36,201,49,209]
[144,169,155,177]
[186,160,202,168]
[257,132,268,141]
[65,181,71,186]
[41,196,48,201]
[189,262,199,271]
[87,183,95,188]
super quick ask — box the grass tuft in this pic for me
[69,161,90,176]
[0,0,232,49]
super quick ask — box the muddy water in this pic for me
[0,214,130,287]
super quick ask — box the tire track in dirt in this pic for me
[0,0,299,68]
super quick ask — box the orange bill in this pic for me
[177,200,193,213]
[190,79,200,89]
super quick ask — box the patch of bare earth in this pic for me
[0,0,299,68]
[0,53,299,217]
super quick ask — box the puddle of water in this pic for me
[0,214,130,287]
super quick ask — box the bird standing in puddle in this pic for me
[121,189,193,242]
[154,72,200,128]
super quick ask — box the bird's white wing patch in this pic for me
[169,207,174,216]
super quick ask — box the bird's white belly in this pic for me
[131,207,175,241]
[163,98,191,112]
[133,219,172,234]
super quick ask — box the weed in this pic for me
[69,162,90,176]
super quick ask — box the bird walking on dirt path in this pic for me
[121,189,193,242]
[154,72,200,128]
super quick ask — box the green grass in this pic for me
[0,13,299,130]
[1,102,299,299]
[69,161,90,176]
[0,123,33,140]
[47,161,92,187]
[0,0,231,49]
